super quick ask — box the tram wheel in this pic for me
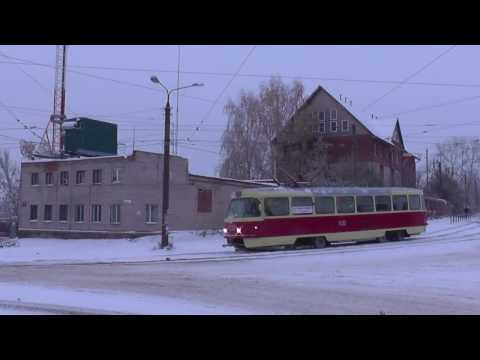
[314,237,327,249]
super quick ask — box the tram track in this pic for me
[3,221,480,268]
[0,221,480,267]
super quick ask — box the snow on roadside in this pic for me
[0,230,229,265]
[0,217,477,265]
[0,283,254,315]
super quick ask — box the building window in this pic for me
[59,205,68,222]
[319,111,325,121]
[93,169,102,184]
[30,205,38,221]
[75,205,85,223]
[45,172,53,186]
[319,121,326,134]
[331,120,338,132]
[112,168,121,183]
[76,170,85,184]
[91,204,102,223]
[110,204,121,224]
[374,143,377,158]
[331,109,337,121]
[342,120,349,132]
[145,204,159,223]
[197,189,213,213]
[31,173,39,186]
[60,171,69,186]
[44,205,53,221]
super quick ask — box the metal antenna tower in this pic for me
[37,45,68,157]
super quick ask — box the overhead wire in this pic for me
[361,45,457,112]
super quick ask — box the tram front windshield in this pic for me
[227,198,261,218]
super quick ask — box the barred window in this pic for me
[93,169,102,184]
[59,205,68,222]
[110,204,121,224]
[75,205,85,223]
[31,173,39,186]
[30,205,38,221]
[76,170,85,184]
[91,204,102,223]
[45,172,53,185]
[60,171,69,185]
[44,205,52,221]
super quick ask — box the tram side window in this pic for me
[393,195,409,211]
[356,196,374,213]
[264,197,290,216]
[408,195,421,210]
[315,197,335,214]
[292,197,313,215]
[375,196,392,212]
[336,196,355,214]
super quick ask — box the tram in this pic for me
[223,187,427,250]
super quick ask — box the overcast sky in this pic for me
[1,45,479,176]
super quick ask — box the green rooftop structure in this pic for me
[64,118,118,156]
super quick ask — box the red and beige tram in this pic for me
[223,187,427,250]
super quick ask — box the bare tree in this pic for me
[219,77,305,180]
[19,140,36,160]
[0,150,20,219]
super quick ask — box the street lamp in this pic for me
[150,76,204,249]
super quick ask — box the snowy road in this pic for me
[1,219,480,314]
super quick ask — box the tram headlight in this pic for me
[223,228,228,234]
[236,227,242,234]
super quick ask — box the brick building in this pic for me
[18,150,270,238]
[272,86,417,187]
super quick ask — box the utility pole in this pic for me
[426,148,429,189]
[150,76,204,249]
[175,45,181,155]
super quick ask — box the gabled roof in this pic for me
[279,85,410,152]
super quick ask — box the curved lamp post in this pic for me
[150,76,204,248]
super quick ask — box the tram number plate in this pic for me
[338,220,347,227]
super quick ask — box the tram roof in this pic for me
[238,186,423,197]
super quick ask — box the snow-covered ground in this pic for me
[0,217,477,265]
[0,217,479,315]
[0,230,227,265]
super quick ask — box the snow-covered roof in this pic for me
[22,155,126,164]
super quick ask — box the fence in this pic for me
[450,214,473,224]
